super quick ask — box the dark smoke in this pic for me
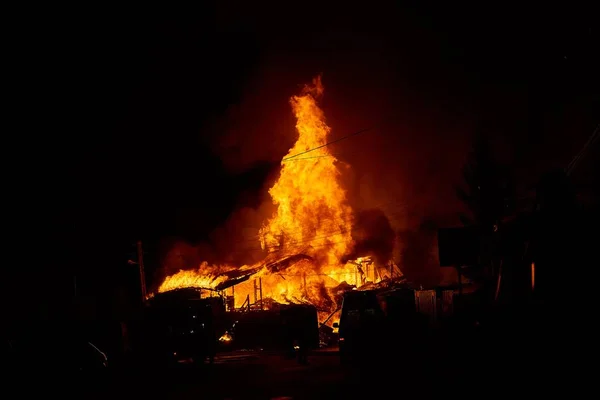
[158,27,475,287]
[345,209,395,267]
[159,239,214,279]
[397,219,441,287]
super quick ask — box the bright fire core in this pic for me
[158,76,387,315]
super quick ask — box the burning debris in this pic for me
[157,76,403,321]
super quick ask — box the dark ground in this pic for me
[11,302,591,400]
[29,327,567,400]
[91,349,437,399]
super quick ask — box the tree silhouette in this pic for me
[455,131,515,286]
[456,132,514,230]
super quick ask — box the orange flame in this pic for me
[158,265,226,293]
[259,75,355,278]
[157,76,386,315]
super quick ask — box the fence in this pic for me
[414,289,455,325]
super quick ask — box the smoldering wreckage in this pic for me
[142,255,431,366]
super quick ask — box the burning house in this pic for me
[155,76,405,325]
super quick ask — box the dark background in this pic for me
[5,2,597,320]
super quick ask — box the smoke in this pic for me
[345,209,395,267]
[397,219,441,287]
[158,29,476,287]
[204,61,302,175]
[159,240,215,278]
[209,202,274,265]
[204,35,471,221]
[150,7,594,289]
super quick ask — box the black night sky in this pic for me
[6,3,597,319]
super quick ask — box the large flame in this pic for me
[158,76,389,316]
[259,75,355,277]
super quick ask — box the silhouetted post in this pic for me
[136,240,147,301]
[259,278,263,310]
[530,262,535,292]
[253,279,258,306]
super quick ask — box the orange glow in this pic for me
[158,262,235,293]
[531,262,535,291]
[157,76,390,320]
[219,332,233,342]
[259,75,353,267]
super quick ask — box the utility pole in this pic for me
[259,278,263,310]
[253,279,258,306]
[136,240,147,301]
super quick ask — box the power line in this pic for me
[282,126,374,161]
[565,123,599,176]
[280,146,363,161]
[282,154,333,161]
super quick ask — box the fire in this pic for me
[259,75,353,266]
[157,261,244,294]
[158,268,226,293]
[257,75,357,288]
[158,76,388,315]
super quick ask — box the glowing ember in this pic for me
[157,76,389,316]
[219,332,233,342]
